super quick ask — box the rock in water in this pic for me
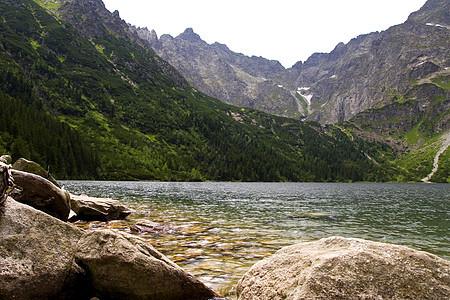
[70,194,131,221]
[237,236,450,300]
[76,230,216,299]
[0,198,217,300]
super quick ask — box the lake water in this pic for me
[62,181,449,298]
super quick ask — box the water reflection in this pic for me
[63,181,450,298]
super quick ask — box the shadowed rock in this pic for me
[10,169,71,221]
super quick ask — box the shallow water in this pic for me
[62,181,450,298]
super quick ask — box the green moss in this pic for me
[30,39,40,50]
[95,44,104,54]
[34,0,61,11]
[431,76,450,91]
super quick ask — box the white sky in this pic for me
[102,0,427,68]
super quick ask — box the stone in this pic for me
[12,157,60,187]
[9,169,71,221]
[0,198,218,300]
[69,194,131,222]
[237,236,450,300]
[0,198,87,299]
[0,155,12,164]
[0,162,13,214]
[76,230,216,299]
[130,220,176,236]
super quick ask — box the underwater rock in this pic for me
[130,220,177,236]
[237,236,450,300]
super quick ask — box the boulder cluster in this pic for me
[1,156,449,299]
[0,156,217,299]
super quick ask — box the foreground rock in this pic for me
[0,198,217,300]
[10,169,71,221]
[70,194,131,221]
[237,236,450,300]
[12,157,60,187]
[0,161,12,214]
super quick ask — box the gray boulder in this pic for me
[237,236,450,300]
[70,194,131,221]
[10,169,71,221]
[0,198,217,300]
[12,157,60,187]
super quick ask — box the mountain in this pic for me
[287,0,449,124]
[135,0,449,125]
[131,0,449,182]
[0,0,390,182]
[134,27,305,119]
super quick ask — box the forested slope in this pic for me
[0,0,391,181]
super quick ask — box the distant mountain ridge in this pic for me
[134,27,304,119]
[134,0,449,126]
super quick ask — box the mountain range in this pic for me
[0,0,448,182]
[135,0,449,125]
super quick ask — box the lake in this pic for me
[62,181,450,298]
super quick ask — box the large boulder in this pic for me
[12,157,60,187]
[237,236,450,300]
[0,198,86,299]
[10,169,71,221]
[0,198,217,300]
[70,194,131,221]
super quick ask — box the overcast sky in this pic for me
[102,0,427,68]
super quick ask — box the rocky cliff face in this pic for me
[134,27,306,118]
[289,0,449,124]
[134,0,449,125]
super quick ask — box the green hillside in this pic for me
[0,0,393,181]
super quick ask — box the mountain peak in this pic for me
[177,28,203,42]
[407,0,450,24]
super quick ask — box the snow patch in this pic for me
[278,85,283,88]
[297,92,313,105]
[426,23,449,29]
[330,75,337,79]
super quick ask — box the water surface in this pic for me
[62,181,450,297]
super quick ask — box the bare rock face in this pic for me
[237,236,450,300]
[0,199,217,300]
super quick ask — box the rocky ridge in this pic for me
[134,27,304,119]
[134,0,449,125]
